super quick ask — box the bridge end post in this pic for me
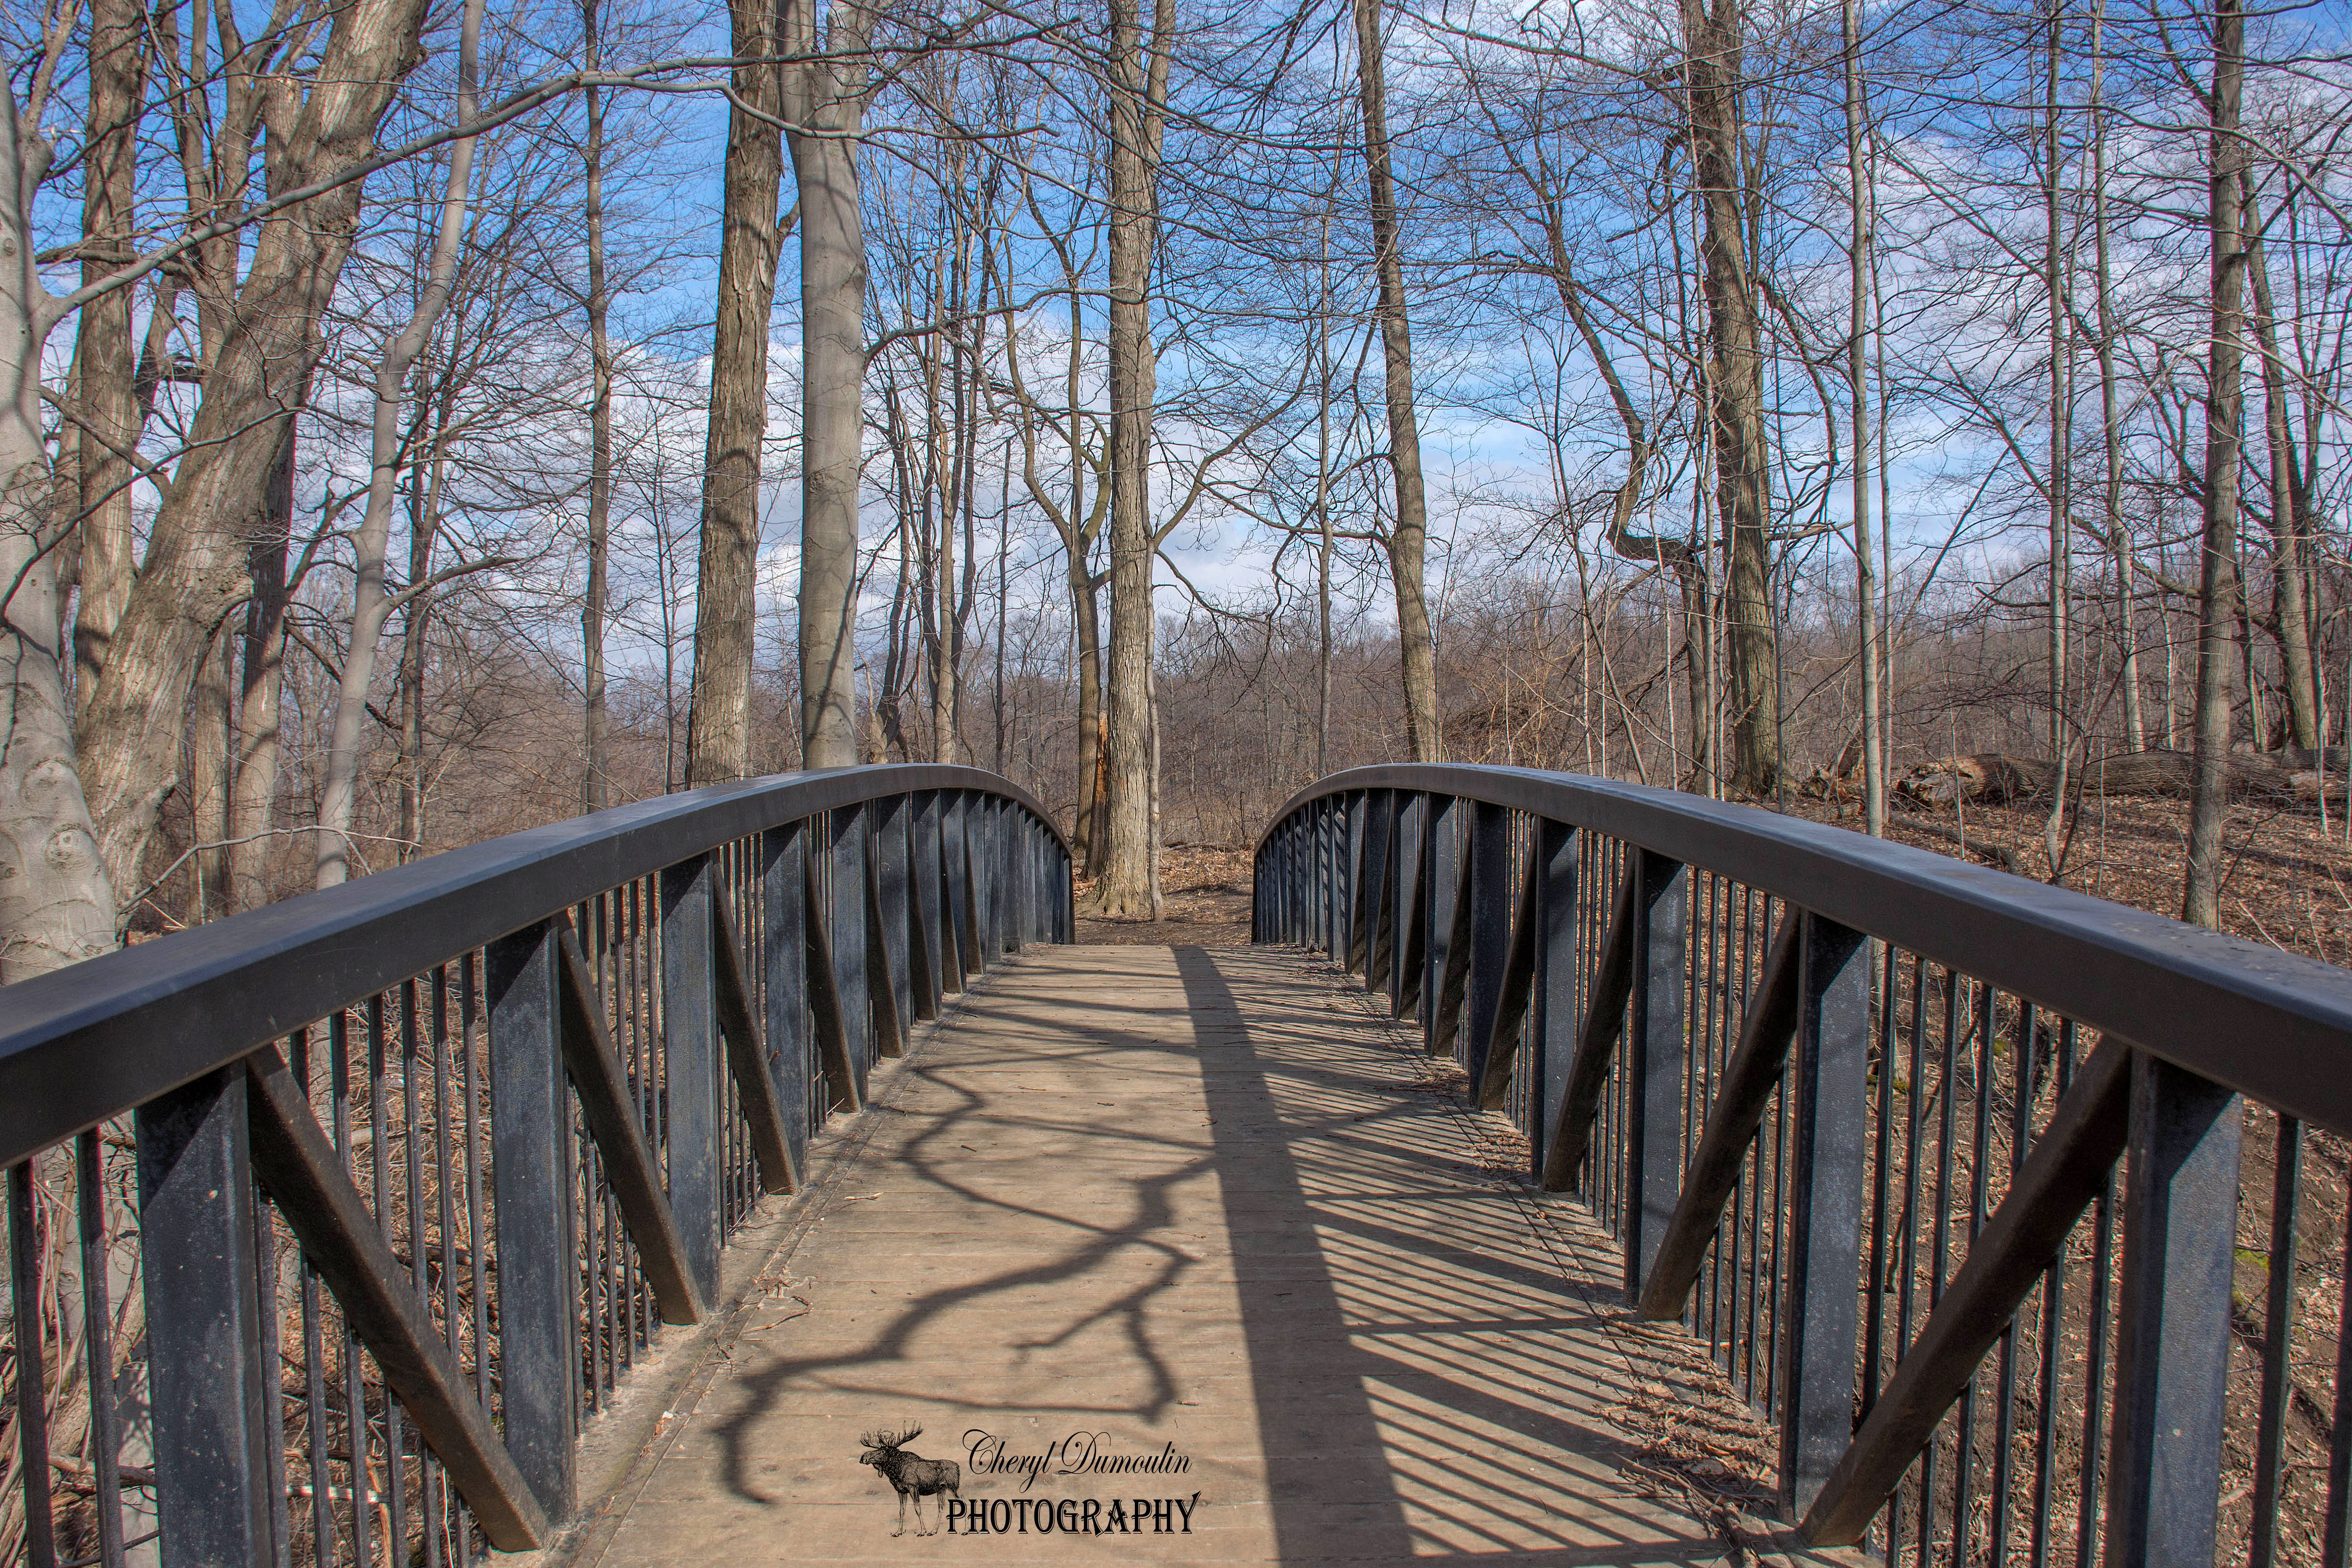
[2101,1054,2240,1568]
[661,855,727,1301]
[760,822,812,1175]
[487,922,581,1519]
[1775,912,1871,1520]
[136,1066,276,1564]
[1622,850,1690,1303]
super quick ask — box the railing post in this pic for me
[2102,1055,2240,1568]
[486,921,579,1518]
[1324,799,1342,955]
[873,794,914,1050]
[1623,849,1690,1302]
[1776,910,1871,1519]
[1531,819,1579,1182]
[831,804,872,1092]
[1464,802,1512,1086]
[660,855,726,1299]
[760,821,812,1171]
[139,1066,275,1566]
[1390,793,1423,1015]
[1343,792,1366,969]
[1421,796,1460,1043]
[972,797,999,966]
[941,793,972,989]
[1359,791,1393,984]
[909,791,943,1020]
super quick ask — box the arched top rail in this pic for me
[1260,762,2352,1139]
[0,764,1066,1168]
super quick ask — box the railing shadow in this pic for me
[654,945,1756,1564]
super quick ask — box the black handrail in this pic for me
[0,764,1068,1169]
[1255,764,2349,1568]
[0,764,1072,1566]
[1259,762,2352,1137]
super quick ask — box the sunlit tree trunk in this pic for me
[1844,0,1882,834]
[2184,0,2245,929]
[582,0,614,808]
[1091,0,1173,918]
[785,0,875,771]
[687,0,788,784]
[314,0,485,886]
[1680,0,1778,797]
[1352,0,1437,761]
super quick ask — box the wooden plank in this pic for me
[555,921,708,1326]
[242,1043,551,1552]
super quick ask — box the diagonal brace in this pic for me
[1473,838,1546,1109]
[1801,1036,2132,1545]
[712,895,800,1195]
[243,1044,551,1552]
[554,920,707,1326]
[1541,859,1640,1191]
[1634,909,1804,1318]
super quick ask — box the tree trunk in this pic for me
[314,0,483,886]
[1844,0,1882,834]
[68,0,147,696]
[1352,0,1438,762]
[2090,0,2142,752]
[582,0,614,810]
[1091,0,1173,918]
[2241,175,2321,750]
[2041,0,2071,876]
[1681,0,1779,798]
[227,421,295,913]
[0,93,117,976]
[686,0,786,785]
[785,0,874,772]
[2184,0,2245,929]
[188,621,233,918]
[78,0,437,901]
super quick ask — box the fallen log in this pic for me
[1897,749,2350,809]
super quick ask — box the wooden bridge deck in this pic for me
[552,945,1842,1567]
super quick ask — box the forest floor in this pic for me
[1070,793,2352,969]
[1073,842,1254,946]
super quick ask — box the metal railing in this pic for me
[1254,763,2352,1568]
[0,765,1071,1568]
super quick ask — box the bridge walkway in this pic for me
[556,944,1840,1567]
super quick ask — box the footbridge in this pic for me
[4,763,2349,1567]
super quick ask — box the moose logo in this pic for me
[858,1423,963,1536]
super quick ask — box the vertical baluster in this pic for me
[2249,1111,2303,1568]
[73,1126,126,1568]
[1419,797,1458,1043]
[2102,1054,2241,1568]
[12,1161,57,1568]
[139,1066,274,1565]
[486,923,579,1518]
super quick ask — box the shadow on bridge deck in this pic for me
[552,946,1842,1567]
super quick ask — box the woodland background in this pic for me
[5,0,2349,965]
